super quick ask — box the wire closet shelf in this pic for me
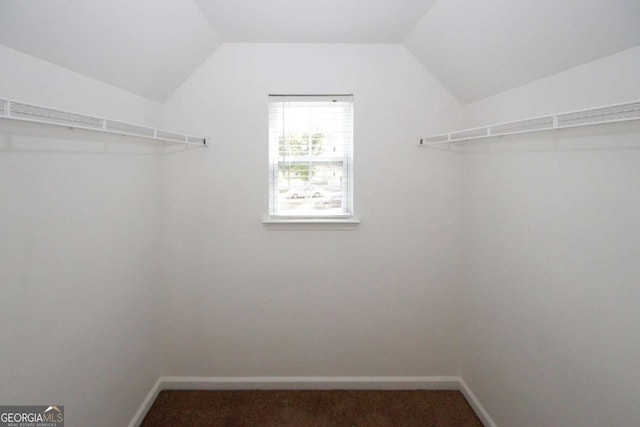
[419,99,640,146]
[0,97,206,146]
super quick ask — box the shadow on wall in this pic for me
[0,120,204,156]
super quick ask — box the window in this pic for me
[268,95,354,220]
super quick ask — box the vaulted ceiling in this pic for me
[404,0,640,103]
[0,0,221,102]
[0,0,638,103]
[194,0,438,43]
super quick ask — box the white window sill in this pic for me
[263,217,360,230]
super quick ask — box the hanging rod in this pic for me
[0,97,206,146]
[419,99,640,146]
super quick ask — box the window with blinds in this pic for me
[268,95,354,219]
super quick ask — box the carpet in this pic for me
[141,389,483,426]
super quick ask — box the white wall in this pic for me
[463,45,640,127]
[0,46,164,427]
[460,46,640,426]
[6,35,638,427]
[160,44,464,377]
[0,44,162,126]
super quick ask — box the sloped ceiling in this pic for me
[0,0,221,102]
[193,0,437,43]
[0,0,638,104]
[404,0,640,103]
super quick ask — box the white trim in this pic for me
[128,377,163,427]
[269,94,354,103]
[263,218,360,229]
[160,376,460,390]
[459,378,498,427]
[129,376,495,427]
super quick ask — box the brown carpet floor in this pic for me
[141,390,483,426]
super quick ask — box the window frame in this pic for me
[265,94,358,225]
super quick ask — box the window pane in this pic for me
[269,95,353,217]
[275,162,344,215]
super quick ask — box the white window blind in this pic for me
[268,95,354,219]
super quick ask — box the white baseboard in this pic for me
[459,378,498,427]
[161,376,461,391]
[129,376,495,427]
[128,377,162,427]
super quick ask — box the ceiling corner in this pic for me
[159,40,223,104]
[401,41,466,105]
